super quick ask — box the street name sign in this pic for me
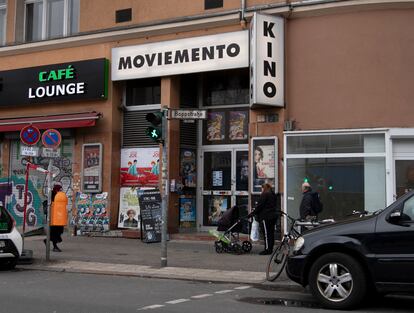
[170,109,207,120]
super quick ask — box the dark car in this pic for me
[286,190,414,310]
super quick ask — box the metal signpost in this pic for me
[41,128,62,262]
[160,109,168,267]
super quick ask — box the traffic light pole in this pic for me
[160,110,168,267]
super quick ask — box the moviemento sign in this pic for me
[111,31,249,81]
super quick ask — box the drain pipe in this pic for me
[240,0,247,28]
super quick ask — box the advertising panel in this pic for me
[250,13,284,107]
[251,137,278,193]
[0,58,108,106]
[112,31,249,80]
[120,147,160,187]
[118,187,141,229]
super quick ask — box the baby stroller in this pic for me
[209,205,252,254]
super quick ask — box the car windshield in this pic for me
[0,206,12,233]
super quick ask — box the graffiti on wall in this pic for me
[0,139,76,230]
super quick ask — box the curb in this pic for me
[18,261,304,292]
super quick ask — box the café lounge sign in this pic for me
[0,58,108,106]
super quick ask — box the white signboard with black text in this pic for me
[112,31,249,81]
[250,13,284,107]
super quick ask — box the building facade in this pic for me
[0,0,413,235]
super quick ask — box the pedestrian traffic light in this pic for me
[145,111,164,143]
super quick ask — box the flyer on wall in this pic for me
[251,137,278,193]
[229,111,248,140]
[179,197,196,228]
[118,187,141,229]
[207,195,228,226]
[120,147,160,186]
[206,112,225,141]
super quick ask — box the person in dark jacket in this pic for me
[253,183,280,255]
[299,182,317,221]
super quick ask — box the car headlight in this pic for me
[293,236,305,252]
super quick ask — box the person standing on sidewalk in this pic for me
[44,184,64,252]
[253,183,280,255]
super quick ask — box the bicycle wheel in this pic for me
[266,243,289,281]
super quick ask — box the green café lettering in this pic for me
[28,65,86,99]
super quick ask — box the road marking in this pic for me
[214,289,234,294]
[234,286,252,290]
[138,304,165,310]
[165,299,190,304]
[191,294,213,299]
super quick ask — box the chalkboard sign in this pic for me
[138,189,162,243]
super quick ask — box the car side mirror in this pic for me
[387,210,411,226]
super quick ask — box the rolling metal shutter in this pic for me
[122,110,159,147]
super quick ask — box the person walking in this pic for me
[299,182,322,221]
[253,183,280,255]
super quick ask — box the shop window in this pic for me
[286,133,386,221]
[0,0,6,46]
[180,74,199,108]
[205,0,223,10]
[24,0,79,42]
[116,8,132,23]
[287,133,385,154]
[202,68,249,106]
[125,78,161,107]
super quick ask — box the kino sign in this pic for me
[250,13,284,107]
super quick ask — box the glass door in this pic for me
[200,148,248,227]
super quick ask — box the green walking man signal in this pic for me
[145,111,164,143]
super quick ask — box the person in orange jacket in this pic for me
[43,184,65,252]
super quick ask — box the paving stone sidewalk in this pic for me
[21,233,302,290]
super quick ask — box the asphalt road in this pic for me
[0,269,413,313]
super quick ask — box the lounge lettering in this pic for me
[118,43,241,70]
[28,82,85,99]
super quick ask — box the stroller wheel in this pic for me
[215,241,224,253]
[242,240,252,253]
[233,243,243,255]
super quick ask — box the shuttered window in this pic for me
[122,110,159,147]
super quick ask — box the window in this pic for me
[25,0,79,42]
[125,78,161,107]
[205,0,223,10]
[0,0,7,46]
[286,133,386,220]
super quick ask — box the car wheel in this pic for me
[308,252,366,310]
[0,258,17,271]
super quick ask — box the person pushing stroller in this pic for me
[251,183,280,255]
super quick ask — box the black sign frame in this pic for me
[138,189,162,243]
[0,58,108,106]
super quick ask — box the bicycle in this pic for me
[265,213,334,281]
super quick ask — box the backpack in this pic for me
[311,191,323,215]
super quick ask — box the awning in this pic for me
[0,111,102,132]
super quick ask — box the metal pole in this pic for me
[161,110,168,267]
[46,158,52,262]
[22,162,30,251]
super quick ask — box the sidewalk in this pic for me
[21,233,303,291]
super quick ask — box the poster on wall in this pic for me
[251,137,278,194]
[82,143,102,193]
[180,149,196,188]
[74,192,109,232]
[229,111,248,141]
[118,187,141,229]
[179,197,196,228]
[206,195,229,226]
[206,112,225,142]
[120,147,160,187]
